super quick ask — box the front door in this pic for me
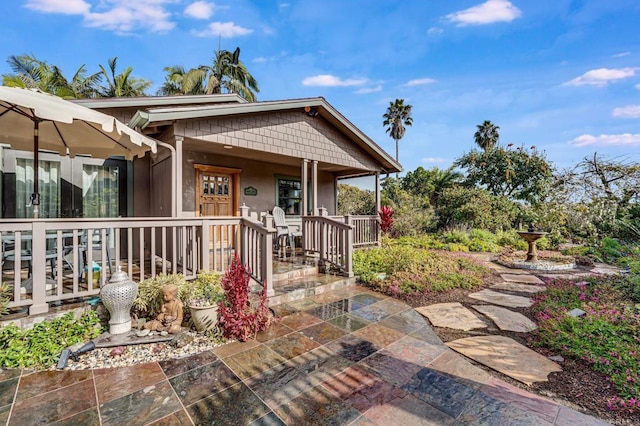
[195,165,240,217]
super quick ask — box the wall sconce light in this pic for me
[304,106,319,118]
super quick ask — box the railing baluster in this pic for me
[151,226,156,277]
[139,227,145,281]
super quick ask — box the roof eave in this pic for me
[127,97,402,173]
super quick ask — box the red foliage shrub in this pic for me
[380,206,394,234]
[218,255,271,341]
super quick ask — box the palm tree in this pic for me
[3,54,101,98]
[98,57,151,98]
[474,120,500,151]
[430,167,463,206]
[157,65,205,96]
[383,98,413,174]
[182,49,259,101]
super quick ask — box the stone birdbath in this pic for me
[517,231,547,262]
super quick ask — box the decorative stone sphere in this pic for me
[100,267,138,334]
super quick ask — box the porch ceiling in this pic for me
[183,137,365,175]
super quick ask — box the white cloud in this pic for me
[194,21,253,37]
[252,57,268,64]
[563,67,638,87]
[428,27,443,35]
[612,105,640,118]
[612,52,631,58]
[27,0,175,33]
[570,133,640,147]
[405,77,436,87]
[184,1,215,20]
[355,85,382,94]
[446,0,521,26]
[25,0,90,14]
[302,75,367,87]
[636,83,640,90]
[85,2,175,33]
[422,157,448,164]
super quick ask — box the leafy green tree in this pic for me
[99,57,151,97]
[3,54,101,98]
[383,98,413,170]
[401,166,462,207]
[436,186,519,232]
[381,177,436,235]
[337,184,375,215]
[553,153,640,240]
[474,120,500,151]
[455,145,553,205]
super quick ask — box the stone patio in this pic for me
[0,284,609,425]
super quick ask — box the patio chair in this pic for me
[272,206,302,257]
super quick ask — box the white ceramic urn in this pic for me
[100,267,138,334]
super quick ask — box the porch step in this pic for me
[272,261,319,282]
[267,273,358,307]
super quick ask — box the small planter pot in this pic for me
[189,304,219,332]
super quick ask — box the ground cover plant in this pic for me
[0,310,102,368]
[531,274,640,414]
[354,237,491,297]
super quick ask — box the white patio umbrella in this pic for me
[0,86,157,218]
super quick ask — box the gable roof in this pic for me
[127,97,402,173]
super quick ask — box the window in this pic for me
[83,165,119,218]
[15,159,60,218]
[277,177,302,215]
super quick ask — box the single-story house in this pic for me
[0,94,401,315]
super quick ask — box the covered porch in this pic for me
[0,208,379,316]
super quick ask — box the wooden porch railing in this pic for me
[328,214,380,248]
[303,209,355,277]
[0,213,274,315]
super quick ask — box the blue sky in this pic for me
[1,0,639,176]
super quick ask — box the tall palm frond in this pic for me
[474,120,500,151]
[383,98,413,170]
[99,57,151,98]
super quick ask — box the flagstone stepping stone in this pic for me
[490,282,546,294]
[468,289,533,308]
[591,264,622,275]
[472,305,537,332]
[500,274,545,285]
[446,335,561,385]
[415,303,487,331]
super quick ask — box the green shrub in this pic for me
[496,230,528,250]
[0,311,102,369]
[441,230,471,245]
[470,229,498,244]
[0,284,10,317]
[354,244,490,296]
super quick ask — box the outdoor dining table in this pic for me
[1,232,77,286]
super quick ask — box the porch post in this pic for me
[175,137,183,217]
[375,172,381,247]
[301,159,309,216]
[345,215,354,277]
[375,172,381,214]
[29,221,49,315]
[262,213,274,297]
[311,160,318,215]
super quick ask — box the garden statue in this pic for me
[144,284,183,334]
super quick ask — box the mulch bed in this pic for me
[382,268,640,426]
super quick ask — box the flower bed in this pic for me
[531,275,640,414]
